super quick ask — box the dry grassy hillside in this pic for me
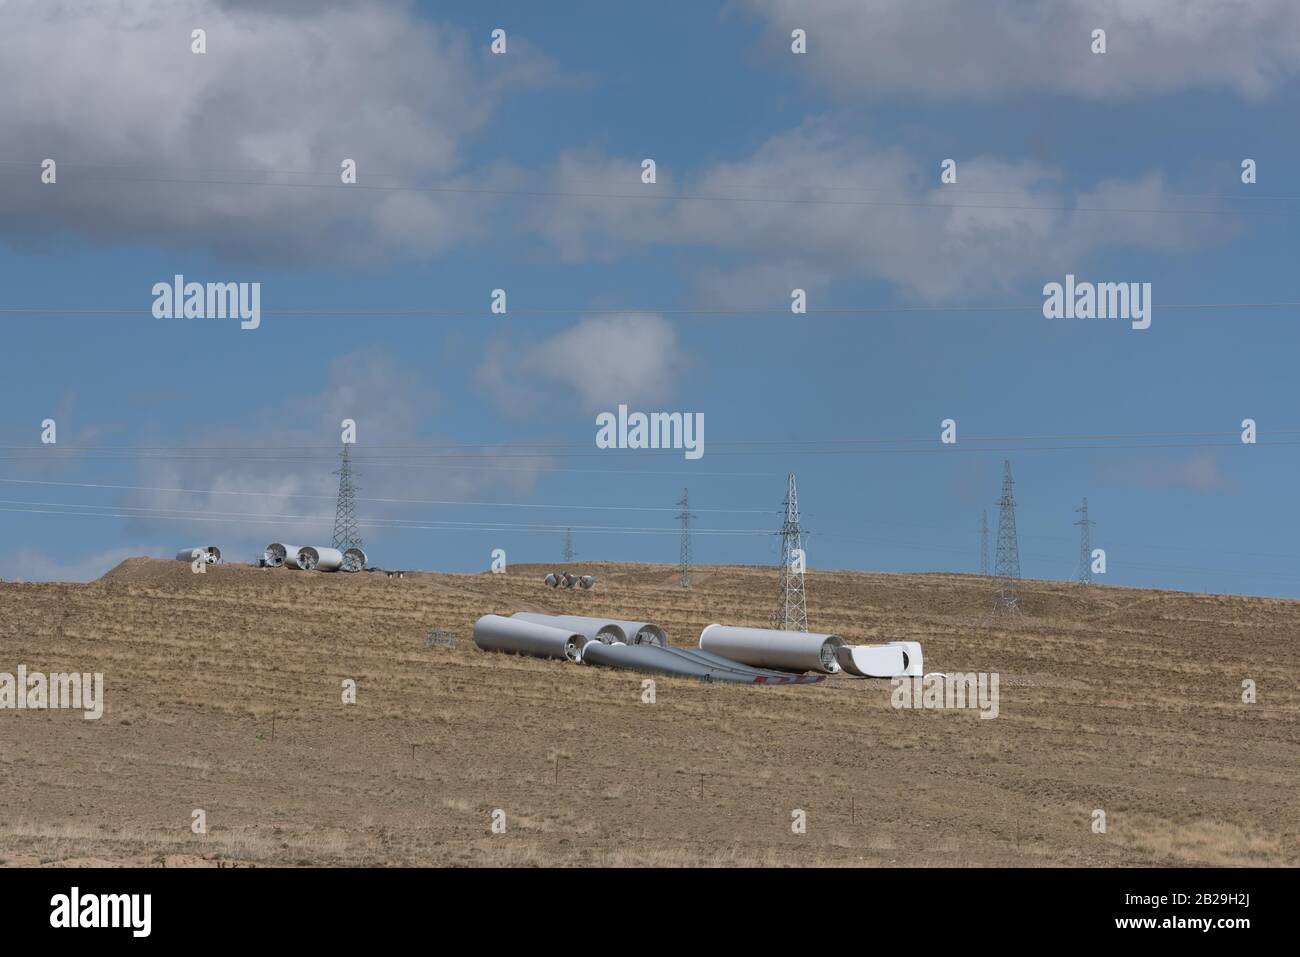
[1,558,1296,867]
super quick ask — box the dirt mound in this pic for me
[96,556,276,589]
[96,556,188,586]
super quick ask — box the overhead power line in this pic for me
[5,165,1296,218]
[5,301,1300,320]
[6,158,1299,205]
[0,500,770,536]
[0,476,772,512]
[1,440,1296,462]
[775,531,1300,587]
[6,475,1297,563]
[6,498,1299,585]
[4,427,1299,451]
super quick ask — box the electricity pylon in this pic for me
[677,488,694,588]
[771,473,808,631]
[980,508,990,576]
[1075,498,1095,585]
[331,443,363,552]
[993,460,1022,615]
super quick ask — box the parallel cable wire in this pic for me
[0,477,772,513]
[811,532,1300,585]
[4,157,1299,205]
[5,301,1300,319]
[3,427,1299,451]
[2,475,1292,580]
[4,164,1297,218]
[0,500,770,535]
[7,158,1300,203]
[0,457,779,478]
[9,476,1295,562]
[6,500,1294,582]
[1,439,1296,462]
[5,156,1292,585]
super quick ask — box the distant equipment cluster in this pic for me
[176,542,369,572]
[262,542,368,572]
[543,572,596,589]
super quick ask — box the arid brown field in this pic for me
[1,558,1296,867]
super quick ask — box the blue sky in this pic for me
[2,0,1299,598]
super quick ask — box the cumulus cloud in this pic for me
[525,121,1224,302]
[0,0,550,264]
[477,313,689,416]
[690,259,835,310]
[745,0,1300,100]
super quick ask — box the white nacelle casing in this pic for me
[886,641,924,676]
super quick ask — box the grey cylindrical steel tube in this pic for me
[265,543,295,568]
[665,646,801,682]
[176,548,207,562]
[298,546,343,572]
[342,547,367,572]
[474,614,581,662]
[699,624,843,674]
[579,642,759,684]
[664,646,827,684]
[511,613,627,645]
[607,619,667,647]
[204,546,221,563]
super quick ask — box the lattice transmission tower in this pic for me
[1075,498,1095,585]
[980,508,990,576]
[676,488,694,588]
[331,443,364,552]
[993,460,1022,615]
[562,528,575,563]
[771,473,808,631]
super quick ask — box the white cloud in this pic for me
[525,121,1222,302]
[1103,452,1233,493]
[477,313,689,416]
[0,0,550,263]
[746,0,1300,100]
